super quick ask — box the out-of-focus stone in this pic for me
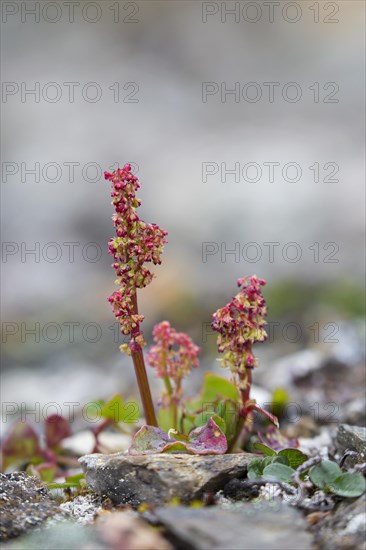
[96,511,172,550]
[336,424,366,464]
[154,501,313,549]
[79,452,255,506]
[313,495,366,550]
[3,521,103,550]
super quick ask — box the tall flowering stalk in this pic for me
[147,321,200,430]
[105,164,167,426]
[212,275,278,444]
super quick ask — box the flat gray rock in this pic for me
[336,424,366,464]
[79,452,255,506]
[154,501,313,550]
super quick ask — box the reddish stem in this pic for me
[240,367,252,406]
[130,293,157,427]
[242,403,279,428]
[239,367,278,427]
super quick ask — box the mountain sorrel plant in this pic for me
[211,275,279,449]
[105,163,167,427]
[105,163,278,455]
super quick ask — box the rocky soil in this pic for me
[1,422,365,550]
[1,342,365,550]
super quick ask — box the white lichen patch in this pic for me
[60,494,102,525]
[259,483,283,501]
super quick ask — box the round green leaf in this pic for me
[263,455,289,467]
[328,473,366,498]
[262,463,296,484]
[278,448,308,469]
[248,458,265,480]
[309,461,342,489]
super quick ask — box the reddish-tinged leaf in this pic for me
[257,427,299,452]
[128,418,227,455]
[128,426,174,455]
[1,421,41,470]
[185,417,228,454]
[45,415,71,448]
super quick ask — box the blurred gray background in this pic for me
[1,1,365,422]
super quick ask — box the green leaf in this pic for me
[162,442,189,453]
[309,461,342,490]
[264,455,289,467]
[100,395,125,422]
[157,406,176,433]
[253,442,277,456]
[100,395,140,424]
[248,458,265,480]
[278,448,308,469]
[84,400,104,421]
[210,414,226,434]
[192,399,238,446]
[262,463,296,484]
[186,373,239,412]
[38,465,57,483]
[216,399,239,444]
[181,412,196,435]
[47,472,85,490]
[65,473,85,484]
[121,399,140,423]
[328,473,366,498]
[26,463,57,483]
[271,387,290,418]
[184,374,239,445]
[167,430,189,443]
[247,455,288,480]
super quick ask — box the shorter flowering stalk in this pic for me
[147,321,200,430]
[211,275,278,448]
[105,164,168,427]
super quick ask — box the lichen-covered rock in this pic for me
[79,452,255,506]
[0,472,61,541]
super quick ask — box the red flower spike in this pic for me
[147,321,200,380]
[105,164,168,348]
[211,276,278,432]
[211,275,267,379]
[146,321,200,416]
